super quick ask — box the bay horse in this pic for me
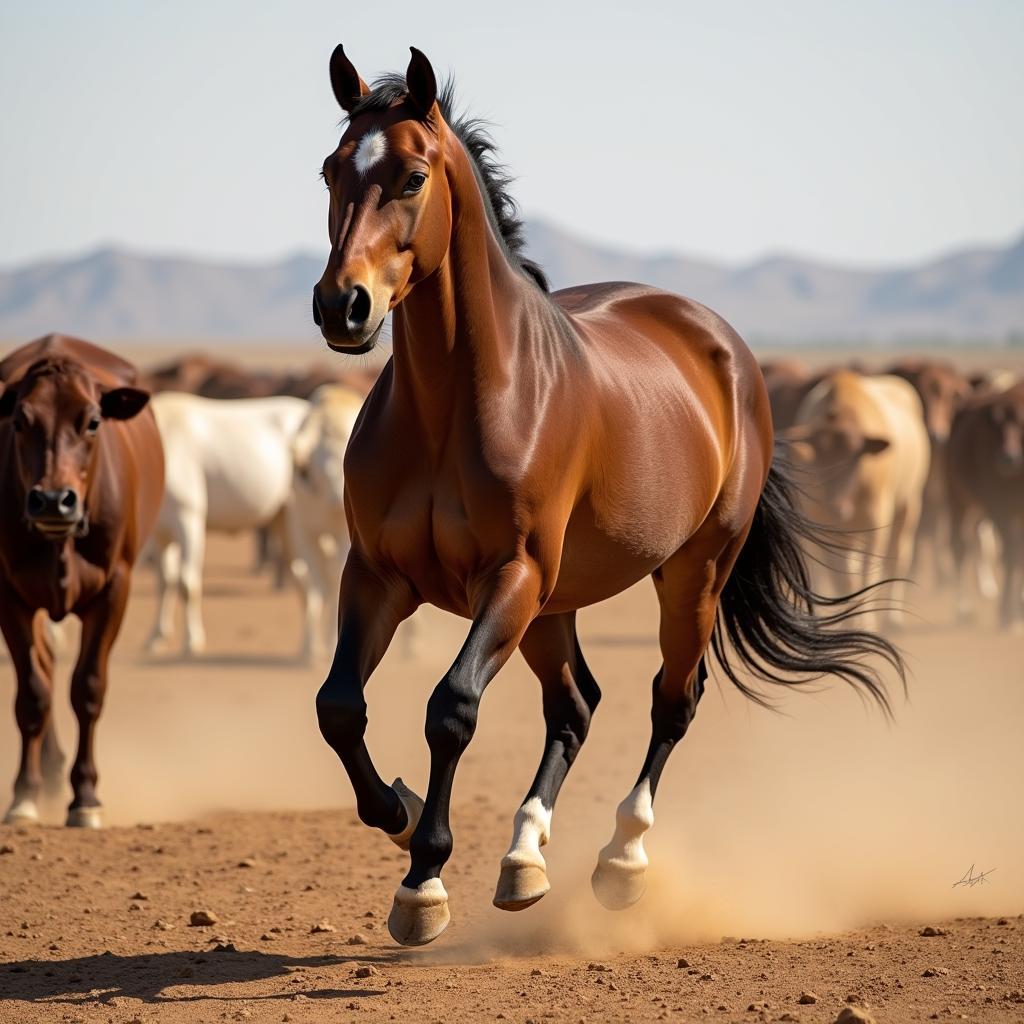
[312,46,903,946]
[0,335,163,827]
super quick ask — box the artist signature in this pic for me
[953,864,996,888]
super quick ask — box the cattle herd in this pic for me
[763,356,1024,629]
[0,334,1021,829]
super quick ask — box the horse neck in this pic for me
[390,142,539,439]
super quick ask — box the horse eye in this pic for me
[85,415,101,434]
[404,172,427,194]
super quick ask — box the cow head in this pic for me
[0,357,149,540]
[903,363,971,444]
[785,414,890,523]
[990,392,1024,476]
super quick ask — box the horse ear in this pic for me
[406,46,437,117]
[330,44,370,112]
[100,387,150,421]
[0,385,15,419]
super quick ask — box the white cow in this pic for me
[146,392,310,656]
[287,384,364,660]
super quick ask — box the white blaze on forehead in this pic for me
[353,129,388,177]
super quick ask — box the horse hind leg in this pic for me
[494,612,600,911]
[592,533,740,910]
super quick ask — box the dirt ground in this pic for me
[2,339,1024,1022]
[2,527,1022,1023]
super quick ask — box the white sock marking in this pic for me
[501,797,552,870]
[598,780,654,871]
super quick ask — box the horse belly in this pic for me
[545,500,681,613]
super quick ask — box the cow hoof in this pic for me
[591,858,646,910]
[66,806,102,829]
[3,798,39,825]
[493,863,550,911]
[385,777,424,851]
[387,879,450,946]
[145,634,173,655]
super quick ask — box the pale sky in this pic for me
[1,0,1022,269]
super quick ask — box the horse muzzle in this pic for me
[313,283,384,354]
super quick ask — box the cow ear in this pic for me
[862,436,890,455]
[788,440,816,465]
[406,47,437,117]
[330,44,370,112]
[0,386,15,419]
[100,387,150,420]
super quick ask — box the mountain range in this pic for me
[2,220,1022,346]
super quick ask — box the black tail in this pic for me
[712,457,905,715]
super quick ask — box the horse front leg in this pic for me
[493,611,600,911]
[316,552,420,840]
[388,558,543,946]
[67,567,131,828]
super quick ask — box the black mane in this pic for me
[348,73,549,292]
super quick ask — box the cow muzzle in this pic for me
[25,487,89,539]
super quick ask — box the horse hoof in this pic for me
[385,777,424,851]
[3,798,39,825]
[387,879,450,946]
[493,862,550,911]
[591,858,646,910]
[66,806,102,829]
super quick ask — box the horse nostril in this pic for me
[58,489,78,515]
[346,285,372,328]
[312,287,323,327]
[26,488,47,518]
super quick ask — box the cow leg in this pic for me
[283,500,326,663]
[178,509,207,656]
[948,491,977,622]
[887,500,920,626]
[995,515,1023,631]
[389,559,542,946]
[316,551,420,838]
[0,596,57,824]
[976,519,1001,601]
[146,536,181,653]
[67,567,131,828]
[494,611,600,911]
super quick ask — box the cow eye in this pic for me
[85,414,101,435]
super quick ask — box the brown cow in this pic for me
[760,359,822,433]
[0,335,164,827]
[947,382,1024,629]
[886,358,972,586]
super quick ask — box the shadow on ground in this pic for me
[2,948,404,1006]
